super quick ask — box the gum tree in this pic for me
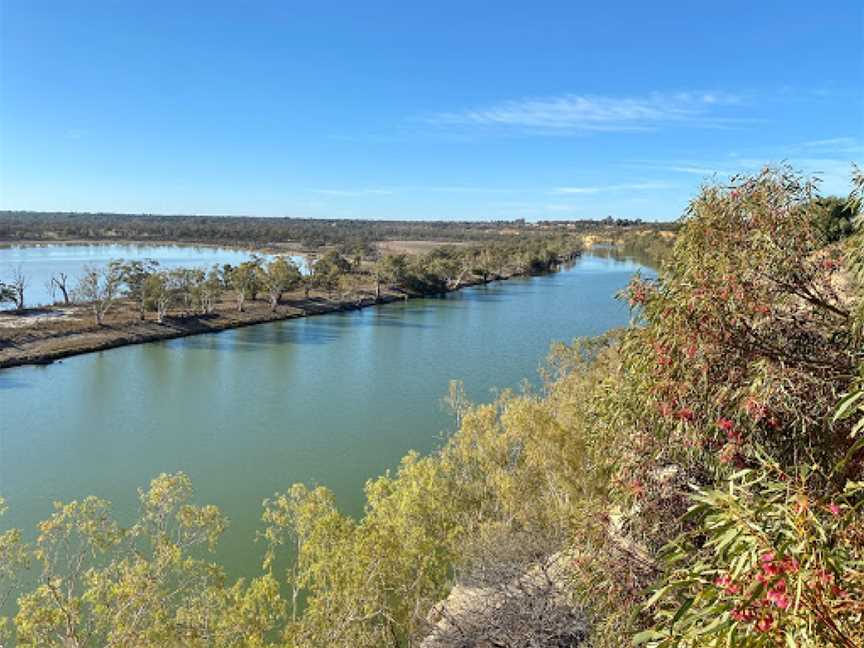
[261,257,302,311]
[117,259,159,319]
[75,263,123,325]
[229,261,261,312]
[312,251,351,298]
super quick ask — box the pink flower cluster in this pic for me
[716,417,742,443]
[756,553,797,610]
[628,283,648,306]
[720,552,807,634]
[716,416,746,465]
[714,574,739,595]
[744,397,779,429]
[678,407,694,422]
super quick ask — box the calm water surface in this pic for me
[0,253,649,580]
[0,243,304,308]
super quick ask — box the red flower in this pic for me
[766,586,789,609]
[717,417,734,431]
[731,607,755,622]
[832,585,849,598]
[678,407,694,422]
[763,561,782,577]
[755,616,774,632]
[715,574,739,595]
[782,558,799,574]
[827,502,841,516]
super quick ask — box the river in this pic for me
[0,251,651,582]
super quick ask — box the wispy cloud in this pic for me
[310,185,540,196]
[553,181,675,195]
[311,188,395,197]
[427,91,749,133]
[800,137,863,155]
[803,137,856,148]
[631,147,861,195]
[663,165,734,176]
[629,163,735,177]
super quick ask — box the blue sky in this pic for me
[0,1,862,221]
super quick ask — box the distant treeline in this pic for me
[0,211,668,248]
[535,215,660,228]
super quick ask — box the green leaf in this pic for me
[834,390,864,422]
[643,585,672,610]
[670,597,694,628]
[633,629,666,645]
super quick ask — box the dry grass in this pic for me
[374,240,469,255]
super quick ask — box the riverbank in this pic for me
[0,270,539,370]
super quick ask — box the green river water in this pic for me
[0,250,650,582]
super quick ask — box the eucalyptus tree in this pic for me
[312,251,351,297]
[426,255,462,290]
[371,256,397,299]
[371,266,387,300]
[117,259,159,319]
[247,254,266,300]
[301,274,314,298]
[374,254,408,293]
[75,263,123,325]
[49,271,72,305]
[7,265,26,309]
[261,257,302,311]
[192,266,223,314]
[472,247,497,282]
[170,267,202,312]
[229,261,261,312]
[142,270,182,322]
[218,263,234,289]
[0,281,16,308]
